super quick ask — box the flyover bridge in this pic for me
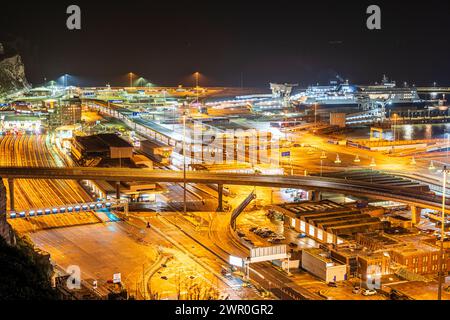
[0,166,448,214]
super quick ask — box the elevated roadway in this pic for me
[0,166,448,213]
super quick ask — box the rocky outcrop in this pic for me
[0,179,15,245]
[0,43,30,96]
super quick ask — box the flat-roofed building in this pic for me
[46,97,81,128]
[357,253,391,281]
[0,114,42,133]
[301,248,347,283]
[390,243,445,275]
[71,133,133,163]
[330,243,391,279]
[273,200,384,245]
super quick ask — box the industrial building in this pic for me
[71,133,134,164]
[301,248,347,283]
[356,232,450,275]
[329,244,391,280]
[274,200,384,245]
[389,242,445,275]
[0,114,42,133]
[45,97,82,128]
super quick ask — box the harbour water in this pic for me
[349,123,450,141]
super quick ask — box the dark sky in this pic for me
[0,0,449,88]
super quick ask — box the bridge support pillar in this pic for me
[410,205,422,225]
[217,184,223,212]
[311,190,321,202]
[115,182,121,200]
[8,178,14,212]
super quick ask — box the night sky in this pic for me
[0,0,449,88]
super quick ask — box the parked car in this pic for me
[289,242,298,247]
[268,238,281,243]
[352,286,362,294]
[362,289,377,296]
[327,282,337,288]
[297,233,307,238]
[249,227,258,232]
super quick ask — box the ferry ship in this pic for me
[294,76,428,115]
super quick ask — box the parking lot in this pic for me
[236,208,318,250]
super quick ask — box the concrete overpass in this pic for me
[0,166,449,215]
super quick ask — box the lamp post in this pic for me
[182,112,187,215]
[129,72,133,87]
[446,133,449,163]
[320,152,327,177]
[314,103,317,125]
[438,166,449,300]
[392,113,398,142]
[194,72,200,104]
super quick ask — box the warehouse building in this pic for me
[301,248,347,283]
[71,133,133,164]
[273,200,384,245]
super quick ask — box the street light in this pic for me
[429,160,436,171]
[182,112,187,215]
[438,166,449,300]
[129,72,134,88]
[334,154,341,164]
[319,152,327,176]
[194,72,199,88]
[446,133,450,162]
[392,113,398,142]
[314,103,318,125]
[194,72,200,104]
